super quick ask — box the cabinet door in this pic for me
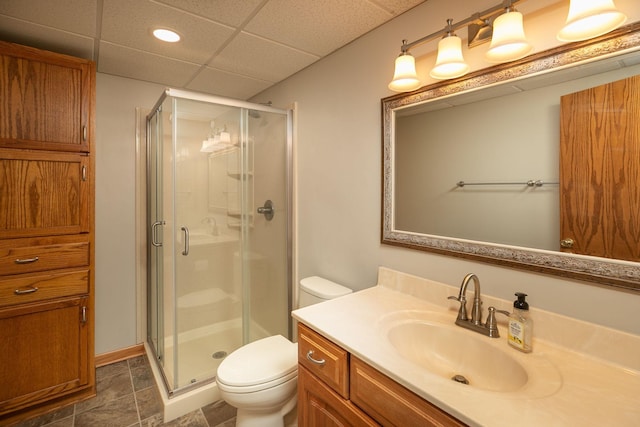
[0,149,90,239]
[0,41,93,152]
[0,296,90,415]
[298,365,379,427]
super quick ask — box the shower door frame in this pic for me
[145,88,294,397]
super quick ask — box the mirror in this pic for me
[382,23,640,291]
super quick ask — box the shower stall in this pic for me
[146,89,292,399]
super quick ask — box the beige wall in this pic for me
[254,0,640,335]
[94,0,640,355]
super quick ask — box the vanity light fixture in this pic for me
[430,19,470,80]
[485,6,532,63]
[557,0,627,42]
[153,28,181,43]
[388,0,628,92]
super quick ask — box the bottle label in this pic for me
[508,319,525,350]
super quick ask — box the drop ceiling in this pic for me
[0,0,426,100]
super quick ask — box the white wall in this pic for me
[95,74,164,354]
[93,0,640,355]
[254,0,640,335]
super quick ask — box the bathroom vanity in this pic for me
[297,323,465,426]
[293,268,640,427]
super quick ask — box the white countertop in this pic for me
[292,268,640,427]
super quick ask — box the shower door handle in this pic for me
[151,221,165,247]
[257,200,274,221]
[181,226,189,256]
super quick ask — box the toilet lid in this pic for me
[217,335,298,387]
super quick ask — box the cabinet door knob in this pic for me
[306,350,326,366]
[560,238,574,248]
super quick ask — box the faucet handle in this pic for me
[485,306,510,338]
[448,295,468,321]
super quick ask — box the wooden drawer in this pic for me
[0,270,89,308]
[0,237,89,276]
[350,356,467,427]
[298,323,349,398]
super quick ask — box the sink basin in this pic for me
[378,310,563,397]
[387,321,527,392]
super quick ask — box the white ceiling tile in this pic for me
[156,0,264,27]
[0,0,98,37]
[101,0,235,64]
[368,0,428,15]
[187,66,273,100]
[210,32,319,82]
[98,42,201,88]
[0,16,95,60]
[244,0,393,56]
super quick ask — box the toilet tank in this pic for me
[299,276,352,308]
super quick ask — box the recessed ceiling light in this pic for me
[153,28,181,43]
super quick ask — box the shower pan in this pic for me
[146,89,292,404]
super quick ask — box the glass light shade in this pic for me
[485,11,532,63]
[430,35,470,80]
[557,0,627,42]
[388,53,421,92]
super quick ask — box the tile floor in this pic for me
[13,355,237,427]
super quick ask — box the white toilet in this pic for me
[216,276,352,427]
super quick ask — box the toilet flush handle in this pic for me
[306,350,326,366]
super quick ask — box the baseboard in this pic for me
[95,343,146,367]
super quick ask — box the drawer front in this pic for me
[350,356,467,427]
[0,239,89,276]
[0,270,89,308]
[298,323,349,398]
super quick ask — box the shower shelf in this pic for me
[227,210,253,219]
[227,172,253,179]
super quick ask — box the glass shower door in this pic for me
[147,89,292,396]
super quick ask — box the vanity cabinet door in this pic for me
[298,365,379,427]
[350,356,466,427]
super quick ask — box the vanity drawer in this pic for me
[298,323,349,398]
[350,356,467,427]
[0,270,89,308]
[0,237,89,276]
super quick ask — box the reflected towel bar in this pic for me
[456,180,559,187]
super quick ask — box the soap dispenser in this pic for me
[507,292,533,353]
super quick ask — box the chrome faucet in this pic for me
[448,273,508,338]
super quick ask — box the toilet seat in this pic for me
[217,335,298,394]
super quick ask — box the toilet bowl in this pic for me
[216,276,352,427]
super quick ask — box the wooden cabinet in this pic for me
[0,42,92,152]
[0,40,95,424]
[297,324,466,427]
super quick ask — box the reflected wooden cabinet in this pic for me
[0,40,95,424]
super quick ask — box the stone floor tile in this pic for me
[135,386,162,421]
[162,409,209,427]
[201,400,236,426]
[13,405,75,427]
[74,394,139,427]
[75,370,133,414]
